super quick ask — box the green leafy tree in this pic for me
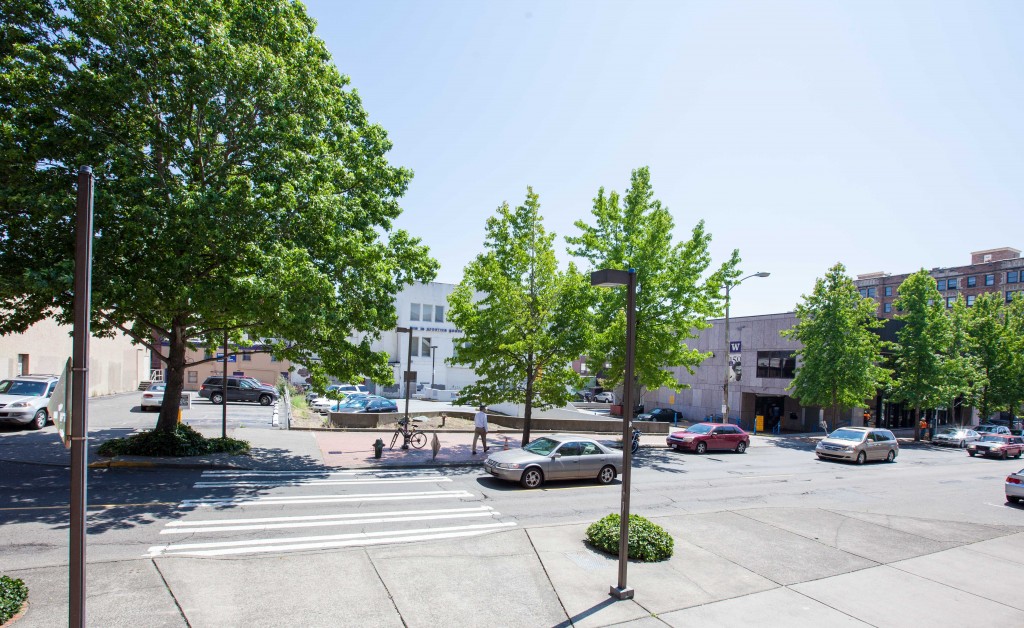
[781,263,889,431]
[996,293,1024,418]
[890,271,949,441]
[0,0,436,433]
[967,292,1012,420]
[565,167,739,403]
[447,188,593,443]
[941,296,986,426]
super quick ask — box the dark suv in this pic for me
[199,376,278,406]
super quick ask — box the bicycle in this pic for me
[630,426,641,455]
[390,417,427,450]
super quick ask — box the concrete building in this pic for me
[854,246,1024,318]
[178,344,292,392]
[0,318,147,395]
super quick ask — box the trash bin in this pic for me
[610,404,623,416]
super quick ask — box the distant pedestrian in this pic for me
[919,418,927,439]
[863,410,871,428]
[473,405,489,455]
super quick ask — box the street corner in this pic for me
[313,429,520,468]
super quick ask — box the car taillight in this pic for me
[143,394,153,398]
[1007,477,1022,484]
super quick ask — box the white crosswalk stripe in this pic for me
[151,469,516,557]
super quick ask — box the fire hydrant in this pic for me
[373,438,384,459]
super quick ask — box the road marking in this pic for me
[146,521,517,557]
[0,502,179,511]
[200,469,444,477]
[161,507,499,534]
[166,505,493,527]
[179,490,474,507]
[193,477,451,488]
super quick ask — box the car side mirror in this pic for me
[551,453,562,459]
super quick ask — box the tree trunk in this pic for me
[522,357,534,444]
[913,406,921,441]
[156,323,187,433]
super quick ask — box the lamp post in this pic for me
[722,272,770,423]
[430,345,438,390]
[396,327,414,426]
[591,268,637,601]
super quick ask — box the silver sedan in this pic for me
[484,434,623,488]
[932,427,980,448]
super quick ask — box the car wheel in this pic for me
[597,465,616,485]
[210,392,224,404]
[29,409,48,430]
[735,441,747,454]
[695,442,707,454]
[1002,449,1009,460]
[968,451,976,457]
[258,394,273,406]
[1009,496,1021,504]
[856,451,866,465]
[1017,450,1023,459]
[958,440,965,449]
[886,449,896,463]
[520,467,544,489]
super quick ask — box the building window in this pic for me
[945,296,955,308]
[884,286,892,297]
[985,274,994,286]
[435,305,444,323]
[205,349,214,359]
[967,276,977,288]
[410,303,420,321]
[936,279,946,291]
[16,354,29,376]
[866,287,876,298]
[1009,291,1018,304]
[187,371,198,383]
[966,295,976,306]
[858,289,867,297]
[1009,271,1020,284]
[947,278,957,290]
[756,351,796,379]
[883,302,892,313]
[411,336,432,357]
[242,352,252,361]
[421,338,432,357]
[270,355,278,362]
[422,304,433,322]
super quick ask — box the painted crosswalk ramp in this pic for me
[147,469,514,558]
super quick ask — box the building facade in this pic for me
[854,246,1023,318]
[178,344,292,392]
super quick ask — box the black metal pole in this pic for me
[222,329,228,438]
[70,166,94,628]
[611,268,637,600]
[405,330,413,421]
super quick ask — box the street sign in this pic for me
[179,392,192,409]
[47,358,72,449]
[215,353,237,362]
[729,341,741,353]
[404,370,417,382]
[431,432,441,461]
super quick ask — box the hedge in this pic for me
[585,513,674,562]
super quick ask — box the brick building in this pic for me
[854,247,1024,318]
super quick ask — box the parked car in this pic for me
[967,434,1024,459]
[594,391,616,403]
[1006,468,1024,504]
[666,423,749,454]
[815,427,899,464]
[199,376,278,406]
[310,394,345,414]
[0,374,59,430]
[573,389,593,402]
[976,424,1012,436]
[931,427,981,448]
[637,408,682,422]
[484,434,623,488]
[140,382,167,411]
[333,395,398,413]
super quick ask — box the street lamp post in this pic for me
[591,268,637,601]
[722,272,770,423]
[395,327,414,429]
[430,345,438,390]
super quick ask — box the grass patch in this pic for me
[97,424,250,458]
[0,575,28,624]
[585,513,674,562]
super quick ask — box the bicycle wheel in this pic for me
[389,430,399,450]
[410,432,427,449]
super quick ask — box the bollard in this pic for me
[503,435,509,450]
[373,438,384,459]
[440,413,446,428]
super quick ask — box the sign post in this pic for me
[47,358,72,449]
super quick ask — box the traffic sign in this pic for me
[47,358,72,449]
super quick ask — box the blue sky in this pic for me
[304,0,1024,317]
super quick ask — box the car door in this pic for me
[548,442,581,479]
[235,379,258,402]
[577,442,605,478]
[705,427,725,450]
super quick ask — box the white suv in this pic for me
[0,375,59,430]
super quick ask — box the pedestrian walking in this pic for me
[473,405,489,455]
[919,418,927,440]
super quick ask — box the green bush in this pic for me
[97,424,250,458]
[0,575,28,624]
[585,513,674,562]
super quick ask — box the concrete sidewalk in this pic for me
[9,507,1024,627]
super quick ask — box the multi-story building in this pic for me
[854,246,1023,318]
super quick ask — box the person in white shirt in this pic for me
[473,405,489,455]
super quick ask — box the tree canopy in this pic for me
[565,167,739,402]
[0,0,437,431]
[447,188,592,443]
[782,263,889,430]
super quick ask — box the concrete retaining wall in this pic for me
[324,409,671,434]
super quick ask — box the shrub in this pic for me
[97,424,250,457]
[585,513,674,562]
[0,575,29,624]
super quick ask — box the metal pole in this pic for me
[70,165,94,628]
[430,345,438,389]
[722,283,731,423]
[222,329,228,438]
[405,329,413,421]
[611,268,637,600]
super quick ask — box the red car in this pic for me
[666,423,749,454]
[967,434,1024,459]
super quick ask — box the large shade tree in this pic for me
[782,263,890,431]
[565,167,739,404]
[447,188,593,443]
[0,0,437,432]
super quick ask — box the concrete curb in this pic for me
[88,455,252,470]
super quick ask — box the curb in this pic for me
[88,456,252,471]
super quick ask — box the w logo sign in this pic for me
[729,341,742,353]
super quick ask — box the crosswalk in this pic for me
[146,469,515,558]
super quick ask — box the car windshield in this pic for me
[980,435,1006,443]
[340,397,369,409]
[937,428,957,436]
[828,429,866,442]
[0,380,48,396]
[149,384,167,391]
[523,438,560,456]
[686,424,714,434]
